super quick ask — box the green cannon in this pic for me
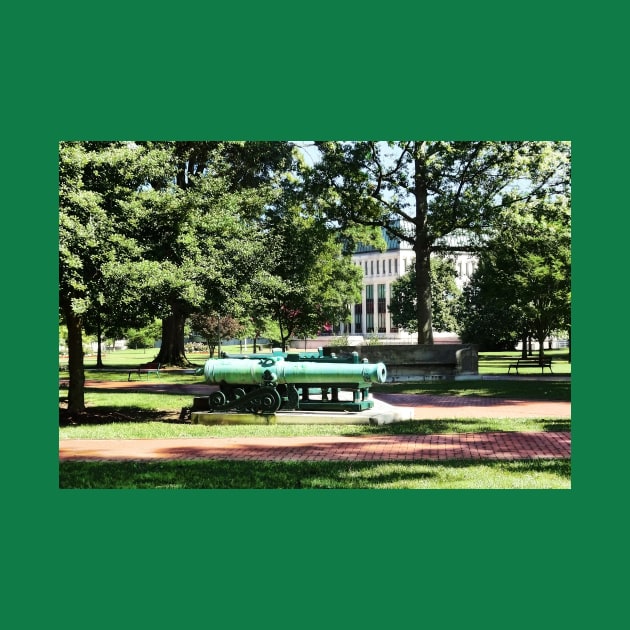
[195,355,387,414]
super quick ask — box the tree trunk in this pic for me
[280,334,289,352]
[414,143,433,344]
[95,311,104,369]
[521,328,528,359]
[155,303,192,366]
[63,305,85,414]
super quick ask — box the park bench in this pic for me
[507,357,553,375]
[128,362,161,381]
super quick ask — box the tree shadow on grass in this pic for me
[59,405,181,426]
[59,458,571,489]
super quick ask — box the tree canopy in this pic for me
[458,196,571,353]
[306,141,571,343]
[59,141,365,413]
[59,141,173,411]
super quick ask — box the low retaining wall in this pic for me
[322,344,478,382]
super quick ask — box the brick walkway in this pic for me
[59,432,570,462]
[376,393,570,419]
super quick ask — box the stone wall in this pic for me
[322,344,478,382]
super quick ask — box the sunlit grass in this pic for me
[478,349,571,375]
[59,458,571,490]
[59,417,570,439]
[62,346,265,369]
[59,418,571,440]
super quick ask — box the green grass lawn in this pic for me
[59,458,571,489]
[372,379,570,400]
[59,416,569,439]
[66,346,264,369]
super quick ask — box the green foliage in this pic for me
[124,320,161,349]
[257,202,363,348]
[329,335,350,347]
[59,142,178,409]
[389,256,461,333]
[457,281,522,349]
[458,199,571,350]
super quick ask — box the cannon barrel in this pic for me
[203,357,387,386]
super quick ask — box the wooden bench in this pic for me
[507,357,552,374]
[128,362,161,381]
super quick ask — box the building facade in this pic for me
[340,228,476,340]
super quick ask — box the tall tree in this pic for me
[308,141,570,343]
[59,142,99,413]
[458,197,571,354]
[59,141,169,413]
[136,141,296,365]
[256,205,363,350]
[189,313,244,357]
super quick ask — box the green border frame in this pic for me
[4,1,622,628]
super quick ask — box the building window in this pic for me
[389,284,398,332]
[388,259,392,274]
[377,284,387,332]
[354,302,362,333]
[365,284,374,333]
[394,259,398,274]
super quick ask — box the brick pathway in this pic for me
[59,431,570,462]
[376,393,571,419]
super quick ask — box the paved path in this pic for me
[60,380,570,463]
[376,393,570,419]
[59,432,570,462]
